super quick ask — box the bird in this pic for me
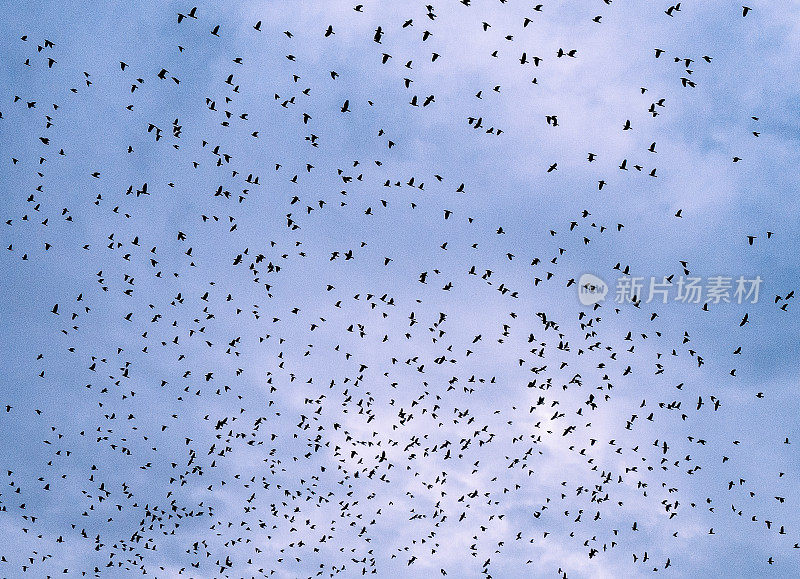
[0,3,794,578]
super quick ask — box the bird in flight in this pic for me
[0,1,794,577]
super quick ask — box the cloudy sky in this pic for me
[1,0,799,577]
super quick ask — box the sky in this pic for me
[1,0,800,577]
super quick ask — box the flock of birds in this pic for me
[1,1,797,577]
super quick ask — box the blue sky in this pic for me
[1,0,800,577]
